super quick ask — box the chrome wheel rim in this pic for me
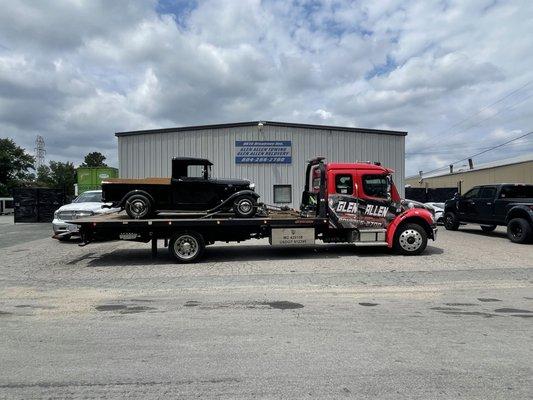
[238,199,253,214]
[130,200,147,217]
[174,235,198,259]
[399,229,423,252]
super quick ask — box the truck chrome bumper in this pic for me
[432,227,438,240]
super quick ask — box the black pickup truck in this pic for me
[102,157,259,219]
[443,184,533,243]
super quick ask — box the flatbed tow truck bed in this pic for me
[70,211,330,262]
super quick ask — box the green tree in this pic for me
[48,161,77,195]
[35,164,53,187]
[0,138,35,196]
[80,151,107,167]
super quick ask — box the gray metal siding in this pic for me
[118,125,405,207]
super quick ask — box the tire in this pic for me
[169,231,205,263]
[233,195,257,218]
[444,212,460,231]
[480,225,497,232]
[394,223,428,255]
[125,194,153,219]
[507,218,533,244]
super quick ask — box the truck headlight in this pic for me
[249,183,255,190]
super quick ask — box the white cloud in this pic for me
[0,0,532,175]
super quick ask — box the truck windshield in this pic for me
[362,175,389,198]
[73,192,102,203]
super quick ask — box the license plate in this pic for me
[270,228,315,245]
[67,224,79,233]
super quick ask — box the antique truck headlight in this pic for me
[249,183,255,190]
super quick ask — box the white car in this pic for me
[52,190,120,240]
[425,202,445,224]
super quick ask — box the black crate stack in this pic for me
[12,188,66,223]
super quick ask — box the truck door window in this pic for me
[187,165,204,178]
[463,187,480,199]
[335,174,353,195]
[500,185,533,198]
[479,187,496,198]
[362,175,388,198]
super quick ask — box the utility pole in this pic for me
[34,135,46,170]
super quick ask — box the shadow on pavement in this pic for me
[81,243,444,267]
[458,228,508,239]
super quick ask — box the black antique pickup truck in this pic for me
[102,157,259,219]
[443,183,533,243]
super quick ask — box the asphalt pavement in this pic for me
[0,219,532,399]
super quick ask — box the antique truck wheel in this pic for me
[125,193,153,219]
[233,195,256,218]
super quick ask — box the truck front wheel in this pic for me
[507,218,532,244]
[394,223,428,255]
[444,212,460,231]
[169,231,205,263]
[233,195,257,218]
[125,194,153,219]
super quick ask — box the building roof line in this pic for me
[115,121,407,137]
[407,152,533,180]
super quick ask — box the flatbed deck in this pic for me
[73,211,328,227]
[70,211,331,262]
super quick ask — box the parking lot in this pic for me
[0,217,532,399]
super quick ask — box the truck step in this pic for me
[352,241,389,247]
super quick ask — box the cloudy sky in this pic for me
[1,0,532,176]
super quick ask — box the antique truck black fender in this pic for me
[109,189,260,219]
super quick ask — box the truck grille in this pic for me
[56,211,92,220]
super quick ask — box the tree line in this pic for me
[0,138,109,196]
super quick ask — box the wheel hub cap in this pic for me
[239,200,252,213]
[175,236,198,259]
[399,229,423,251]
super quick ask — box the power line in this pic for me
[407,136,533,156]
[421,130,533,176]
[438,80,531,136]
[411,80,532,155]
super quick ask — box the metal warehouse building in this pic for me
[405,153,533,193]
[116,121,406,208]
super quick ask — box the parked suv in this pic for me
[443,184,533,243]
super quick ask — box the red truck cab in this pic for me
[301,157,436,254]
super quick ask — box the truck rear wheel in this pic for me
[125,194,152,219]
[507,218,532,244]
[394,223,428,255]
[169,231,205,263]
[444,212,460,231]
[233,195,256,218]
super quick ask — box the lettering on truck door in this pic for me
[328,171,396,229]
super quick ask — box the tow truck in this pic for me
[70,157,437,262]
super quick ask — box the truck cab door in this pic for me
[171,164,213,210]
[456,187,480,221]
[473,186,497,223]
